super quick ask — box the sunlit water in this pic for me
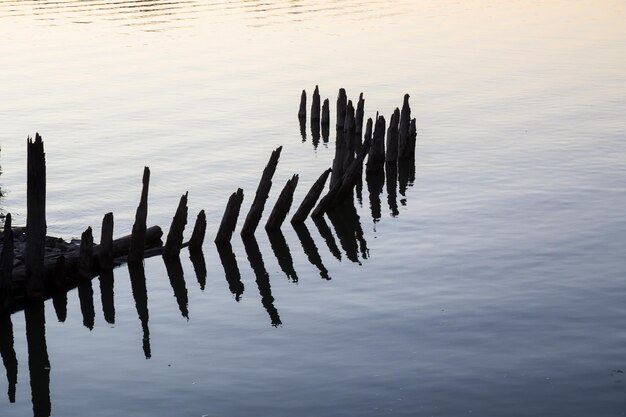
[1,1,626,416]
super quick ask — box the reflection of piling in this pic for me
[298,89,307,119]
[299,116,306,142]
[163,192,188,259]
[385,108,400,163]
[128,167,150,263]
[366,169,385,222]
[26,134,47,298]
[311,118,321,149]
[243,236,282,326]
[189,248,207,291]
[291,168,332,225]
[215,189,244,244]
[215,242,244,301]
[386,162,399,216]
[163,255,189,319]
[78,280,95,330]
[189,210,207,250]
[293,223,330,280]
[128,262,151,359]
[0,214,14,310]
[321,98,330,127]
[99,269,115,324]
[52,289,67,323]
[241,147,282,237]
[24,301,51,417]
[399,158,416,197]
[0,313,18,403]
[398,94,412,160]
[265,174,299,231]
[409,118,417,157]
[312,216,342,261]
[267,230,299,283]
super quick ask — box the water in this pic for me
[1,0,626,416]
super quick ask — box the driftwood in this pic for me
[26,134,46,298]
[298,89,307,119]
[398,94,412,160]
[241,146,282,236]
[321,98,330,126]
[99,213,114,270]
[215,188,244,243]
[385,108,400,163]
[265,174,299,231]
[366,114,386,172]
[128,167,150,263]
[290,168,332,224]
[189,210,206,250]
[336,88,347,130]
[311,85,320,122]
[163,192,188,258]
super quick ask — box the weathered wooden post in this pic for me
[215,242,244,301]
[0,213,14,310]
[189,210,206,250]
[265,174,299,231]
[241,146,282,237]
[26,134,46,298]
[128,166,150,263]
[99,212,114,270]
[385,108,400,163]
[311,85,320,122]
[321,98,330,126]
[409,118,417,157]
[291,168,332,224]
[398,94,412,160]
[336,88,347,130]
[298,89,307,119]
[78,227,94,280]
[215,189,244,243]
[366,115,386,172]
[163,192,188,258]
[355,93,365,138]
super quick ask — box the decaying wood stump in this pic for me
[311,85,320,122]
[78,227,94,280]
[128,167,150,263]
[99,212,114,270]
[215,188,244,243]
[398,94,412,160]
[189,210,207,250]
[298,89,307,119]
[290,168,332,224]
[385,108,400,163]
[366,114,386,172]
[163,192,188,258]
[336,88,347,130]
[355,92,365,138]
[26,134,46,298]
[265,174,299,231]
[321,99,330,126]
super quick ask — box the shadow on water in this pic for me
[216,242,245,302]
[267,229,299,283]
[366,168,385,223]
[189,247,207,291]
[0,313,17,403]
[385,162,399,217]
[312,216,342,261]
[242,236,282,326]
[128,262,151,359]
[163,255,189,320]
[99,268,115,324]
[77,280,95,331]
[24,301,51,417]
[398,157,416,207]
[293,223,330,280]
[327,200,369,264]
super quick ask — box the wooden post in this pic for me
[99,212,114,270]
[241,146,282,237]
[298,89,307,119]
[409,118,417,157]
[189,210,206,250]
[26,133,46,298]
[78,227,94,280]
[342,100,356,171]
[385,108,400,163]
[366,114,386,172]
[215,188,244,243]
[290,168,332,224]
[355,92,365,138]
[321,98,330,126]
[311,85,320,122]
[163,192,188,258]
[398,94,412,160]
[336,88,347,130]
[265,174,299,231]
[128,167,150,263]
[0,213,14,310]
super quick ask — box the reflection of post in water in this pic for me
[128,262,151,359]
[163,255,189,320]
[24,302,51,417]
[216,242,244,302]
[312,216,342,261]
[321,123,330,144]
[355,172,363,207]
[366,168,385,223]
[99,269,115,324]
[52,291,67,323]
[398,157,416,206]
[385,162,399,216]
[293,223,330,280]
[267,229,298,283]
[0,314,18,403]
[327,201,369,263]
[299,116,306,142]
[77,280,95,330]
[189,248,207,291]
[242,236,282,326]
[311,118,321,150]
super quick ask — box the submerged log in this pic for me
[290,168,332,224]
[215,188,244,243]
[78,227,94,281]
[311,85,320,122]
[366,115,386,172]
[265,174,299,231]
[163,192,188,258]
[336,88,347,130]
[385,108,400,163]
[0,214,14,310]
[298,89,307,119]
[321,98,330,126]
[398,94,412,160]
[26,134,46,298]
[241,146,282,237]
[99,213,114,270]
[189,210,206,250]
[128,167,150,263]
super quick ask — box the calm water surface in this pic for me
[1,1,626,416]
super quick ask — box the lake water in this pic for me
[1,1,626,416]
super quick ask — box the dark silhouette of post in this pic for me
[291,168,332,225]
[163,192,188,258]
[0,214,15,310]
[128,167,150,263]
[385,108,400,163]
[0,313,18,403]
[241,146,282,237]
[99,269,115,324]
[78,280,95,330]
[267,229,299,283]
[26,134,47,298]
[128,262,151,359]
[409,118,417,157]
[189,210,206,250]
[398,94,412,160]
[298,89,307,119]
[215,188,244,243]
[342,100,356,171]
[336,88,347,130]
[24,301,51,417]
[163,255,189,319]
[78,227,93,281]
[215,242,244,301]
[265,174,299,231]
[355,93,365,140]
[321,98,330,127]
[99,212,114,270]
[293,223,330,280]
[243,236,282,326]
[311,85,320,122]
[366,115,386,173]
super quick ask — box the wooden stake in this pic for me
[265,174,299,231]
[128,167,150,263]
[215,189,244,243]
[290,168,332,224]
[163,192,188,258]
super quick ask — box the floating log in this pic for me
[99,212,114,270]
[26,134,46,298]
[0,214,14,310]
[385,108,400,163]
[290,167,332,224]
[298,89,307,119]
[355,92,365,142]
[265,174,299,231]
[311,85,320,122]
[215,188,244,244]
[398,94,412,160]
[78,227,94,281]
[128,166,150,263]
[241,146,282,237]
[321,98,330,126]
[163,192,188,258]
[366,115,386,172]
[336,88,347,130]
[189,210,206,250]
